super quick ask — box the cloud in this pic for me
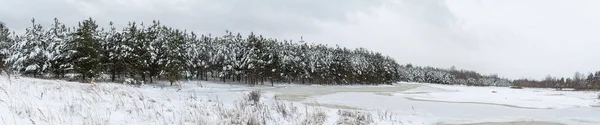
[1,0,600,79]
[305,0,600,79]
[1,0,387,35]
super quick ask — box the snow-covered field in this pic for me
[1,76,599,125]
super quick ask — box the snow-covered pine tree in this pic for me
[103,21,124,81]
[134,23,150,83]
[246,32,262,85]
[312,44,329,84]
[163,28,185,86]
[263,38,281,86]
[206,34,225,81]
[281,40,301,84]
[330,46,352,84]
[298,42,311,84]
[255,35,273,85]
[120,22,149,83]
[183,31,197,79]
[2,18,520,86]
[119,22,139,80]
[196,34,212,80]
[46,18,72,78]
[351,48,370,84]
[183,31,211,80]
[217,31,238,83]
[70,18,101,81]
[9,18,49,77]
[0,21,13,70]
[145,20,164,83]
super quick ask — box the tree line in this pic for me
[0,18,510,86]
[514,72,600,90]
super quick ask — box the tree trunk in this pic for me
[141,73,146,84]
[196,69,200,79]
[81,74,86,81]
[54,71,60,79]
[111,70,116,82]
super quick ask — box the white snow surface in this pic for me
[1,76,599,125]
[402,84,598,109]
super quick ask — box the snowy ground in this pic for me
[1,76,599,125]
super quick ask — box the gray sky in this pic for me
[1,0,600,80]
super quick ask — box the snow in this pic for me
[403,84,598,109]
[309,84,600,125]
[1,76,599,125]
[0,76,408,125]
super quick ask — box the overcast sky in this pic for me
[1,0,600,80]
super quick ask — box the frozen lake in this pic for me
[265,83,600,125]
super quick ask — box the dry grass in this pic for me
[246,90,261,105]
[0,77,425,125]
[335,110,373,125]
[439,121,566,125]
[301,108,327,125]
[273,98,297,118]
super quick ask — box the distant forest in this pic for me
[514,72,600,90]
[2,18,597,89]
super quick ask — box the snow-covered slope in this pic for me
[1,76,599,125]
[403,84,599,109]
[0,76,415,125]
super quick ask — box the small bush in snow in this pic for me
[246,117,264,125]
[336,110,373,125]
[510,86,523,89]
[302,109,327,125]
[246,90,261,105]
[123,78,144,86]
[123,78,135,85]
[272,98,297,118]
[597,93,600,99]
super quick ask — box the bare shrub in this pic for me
[301,108,327,125]
[374,109,404,124]
[222,95,270,125]
[273,98,297,118]
[246,90,261,105]
[510,86,523,89]
[246,116,265,125]
[123,78,138,85]
[336,110,373,125]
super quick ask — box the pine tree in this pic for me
[145,20,164,83]
[9,18,49,77]
[246,32,269,85]
[163,28,185,85]
[46,18,72,78]
[120,22,149,83]
[184,31,209,80]
[264,39,281,86]
[0,21,13,70]
[70,18,101,81]
[134,23,150,83]
[103,21,123,81]
[195,34,212,80]
[2,18,520,86]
